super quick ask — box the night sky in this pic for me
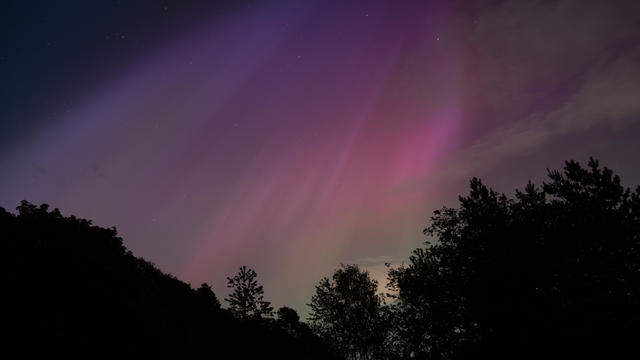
[2,0,640,315]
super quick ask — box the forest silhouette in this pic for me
[3,158,640,358]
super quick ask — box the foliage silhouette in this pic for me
[225,265,273,319]
[387,158,640,359]
[275,306,326,346]
[277,306,300,324]
[4,158,639,359]
[309,264,385,360]
[1,201,331,358]
[196,282,221,311]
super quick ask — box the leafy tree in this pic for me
[388,158,640,359]
[225,266,273,319]
[277,306,300,323]
[276,306,310,339]
[196,282,221,310]
[308,264,384,360]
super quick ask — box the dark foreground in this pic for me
[3,159,640,359]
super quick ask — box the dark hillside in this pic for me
[1,201,333,358]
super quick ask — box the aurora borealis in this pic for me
[2,0,640,314]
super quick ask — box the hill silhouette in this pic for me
[1,201,333,358]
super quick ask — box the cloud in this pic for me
[459,0,640,123]
[394,0,640,190]
[462,47,640,175]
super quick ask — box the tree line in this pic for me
[3,158,640,358]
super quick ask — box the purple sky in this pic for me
[2,0,640,315]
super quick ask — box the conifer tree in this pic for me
[225,266,273,319]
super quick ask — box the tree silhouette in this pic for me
[388,158,640,359]
[277,306,300,330]
[196,282,221,310]
[308,264,384,360]
[4,157,639,358]
[1,201,330,358]
[275,306,305,338]
[225,266,273,319]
